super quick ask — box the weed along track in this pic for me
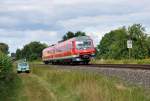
[33,64,150,88]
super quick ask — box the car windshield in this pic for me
[76,40,92,50]
[19,63,28,66]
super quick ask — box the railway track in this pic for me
[82,64,150,70]
[35,64,150,70]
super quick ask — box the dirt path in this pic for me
[17,73,56,101]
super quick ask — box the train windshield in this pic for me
[76,40,92,50]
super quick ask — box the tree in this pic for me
[128,24,146,40]
[0,43,9,54]
[0,51,12,74]
[11,53,16,60]
[62,31,86,41]
[75,31,86,37]
[63,31,74,41]
[16,49,22,60]
[128,24,148,59]
[97,27,128,59]
[147,36,150,57]
[16,41,47,61]
[97,24,149,59]
[66,31,75,39]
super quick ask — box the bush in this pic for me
[0,52,21,101]
[29,53,38,61]
[0,52,12,77]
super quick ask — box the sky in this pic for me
[0,0,150,53]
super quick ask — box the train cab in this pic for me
[72,36,96,64]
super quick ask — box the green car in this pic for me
[17,60,30,73]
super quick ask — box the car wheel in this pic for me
[25,70,30,73]
[44,61,49,64]
[17,71,21,73]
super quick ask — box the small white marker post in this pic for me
[127,40,132,59]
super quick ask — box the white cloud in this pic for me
[0,29,60,52]
[0,0,150,52]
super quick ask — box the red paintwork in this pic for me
[42,36,96,61]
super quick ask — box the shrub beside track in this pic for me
[0,52,21,101]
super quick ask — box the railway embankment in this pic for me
[34,64,150,88]
[31,65,150,101]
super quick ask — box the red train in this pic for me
[42,36,96,64]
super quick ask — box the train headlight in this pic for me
[91,53,95,57]
[75,58,81,61]
[91,53,95,55]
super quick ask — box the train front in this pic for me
[73,36,96,64]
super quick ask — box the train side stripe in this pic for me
[43,55,79,61]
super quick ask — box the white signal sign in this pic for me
[127,40,132,48]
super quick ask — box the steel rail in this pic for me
[32,64,150,70]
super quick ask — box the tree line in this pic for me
[97,24,150,59]
[0,24,150,61]
[15,42,47,61]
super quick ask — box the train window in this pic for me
[53,50,55,53]
[68,42,72,50]
[56,45,64,53]
[66,44,69,51]
[47,50,52,54]
[61,46,64,52]
[76,40,92,50]
[66,43,72,51]
[47,49,55,54]
[70,43,72,49]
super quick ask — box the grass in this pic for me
[0,73,22,101]
[91,59,150,64]
[17,74,54,101]
[0,52,22,101]
[27,65,150,101]
[29,60,43,64]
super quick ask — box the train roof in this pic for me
[63,36,91,42]
[74,36,91,40]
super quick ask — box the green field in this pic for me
[10,65,149,101]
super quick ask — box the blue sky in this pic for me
[0,0,150,53]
